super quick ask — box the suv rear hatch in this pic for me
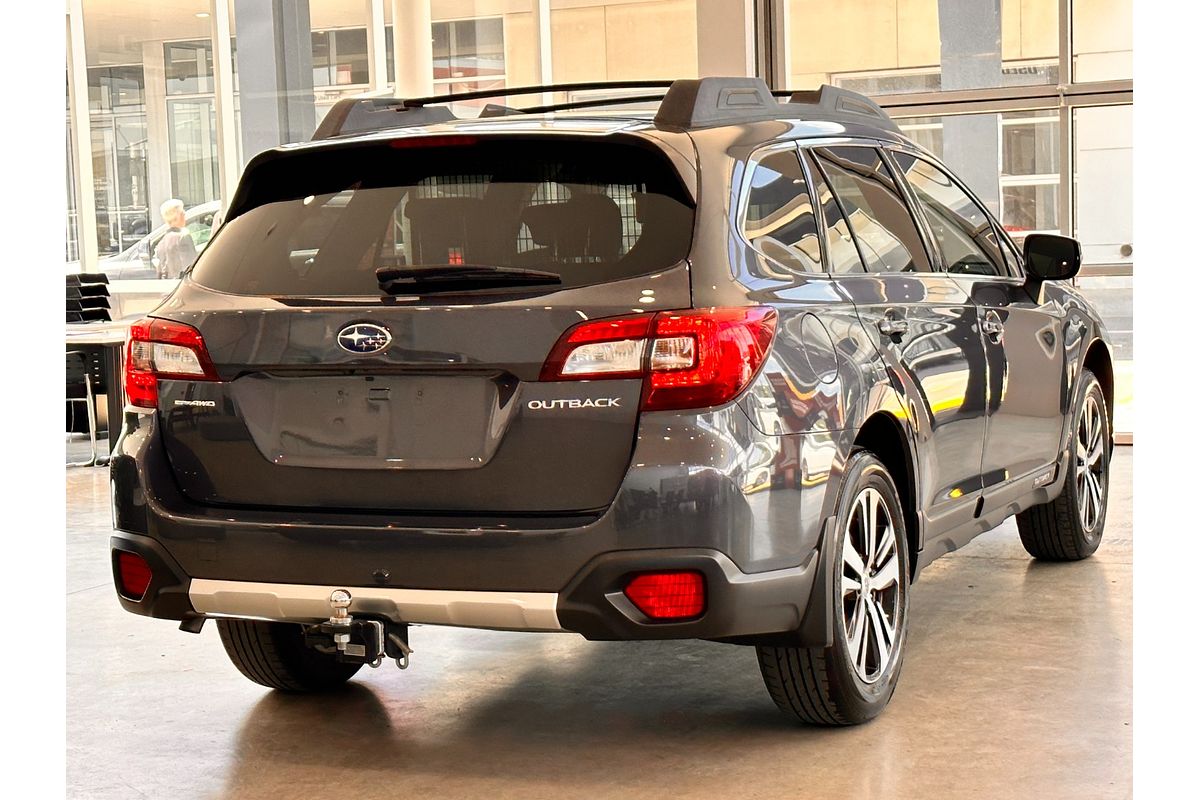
[144,134,696,515]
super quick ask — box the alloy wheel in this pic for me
[1076,393,1107,535]
[840,487,902,684]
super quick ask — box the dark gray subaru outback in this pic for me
[109,78,1113,725]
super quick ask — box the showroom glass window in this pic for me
[86,66,149,256]
[897,110,1059,235]
[312,28,370,87]
[784,0,1059,97]
[742,149,822,275]
[893,153,1006,277]
[164,40,221,212]
[813,147,932,274]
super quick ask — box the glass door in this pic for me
[167,98,219,209]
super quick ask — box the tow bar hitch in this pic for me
[302,589,413,669]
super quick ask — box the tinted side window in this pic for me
[742,149,822,274]
[893,153,1006,277]
[801,149,865,274]
[814,146,932,274]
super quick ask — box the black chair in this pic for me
[66,350,98,467]
[66,273,112,323]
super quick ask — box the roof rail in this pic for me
[779,85,899,133]
[653,77,898,132]
[312,80,674,140]
[653,78,779,130]
[311,78,899,140]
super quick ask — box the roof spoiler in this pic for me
[653,78,898,133]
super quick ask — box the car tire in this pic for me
[216,619,362,692]
[756,450,910,725]
[1016,369,1110,561]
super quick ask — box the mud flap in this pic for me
[794,515,837,648]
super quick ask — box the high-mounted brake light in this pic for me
[389,134,478,149]
[124,318,220,409]
[540,307,777,412]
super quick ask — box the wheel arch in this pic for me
[852,411,920,580]
[1082,338,1114,430]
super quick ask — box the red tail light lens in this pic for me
[115,551,153,600]
[624,571,706,620]
[540,307,777,411]
[124,318,220,409]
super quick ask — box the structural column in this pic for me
[937,0,1004,211]
[233,0,317,159]
[533,0,552,103]
[366,0,388,93]
[210,0,239,199]
[141,42,173,218]
[66,0,98,272]
[391,0,433,98]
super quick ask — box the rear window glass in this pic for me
[191,138,695,296]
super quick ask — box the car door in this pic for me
[806,144,989,539]
[891,151,1065,491]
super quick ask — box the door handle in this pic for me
[981,311,1004,342]
[878,316,908,338]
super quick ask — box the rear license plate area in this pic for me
[231,373,511,469]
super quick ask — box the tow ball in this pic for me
[302,589,413,669]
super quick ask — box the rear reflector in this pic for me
[540,307,777,411]
[115,551,153,600]
[125,317,220,409]
[624,571,706,620]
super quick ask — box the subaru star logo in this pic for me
[336,323,392,354]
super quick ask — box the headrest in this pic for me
[404,196,484,224]
[404,196,487,263]
[521,194,622,261]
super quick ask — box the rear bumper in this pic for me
[110,402,841,642]
[113,531,818,641]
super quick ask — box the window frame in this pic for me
[800,146,867,275]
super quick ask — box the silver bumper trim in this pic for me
[188,579,563,631]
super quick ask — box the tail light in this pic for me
[624,571,706,620]
[124,318,219,409]
[540,307,777,411]
[115,551,153,600]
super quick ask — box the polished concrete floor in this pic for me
[66,449,1132,799]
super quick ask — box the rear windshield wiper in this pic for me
[376,265,562,294]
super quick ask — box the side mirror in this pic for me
[1023,233,1081,282]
